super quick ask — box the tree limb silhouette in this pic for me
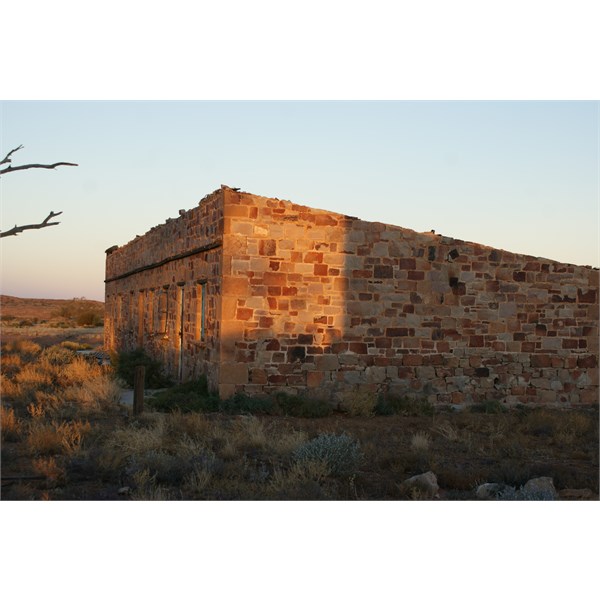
[1,145,76,239]
[0,211,63,238]
[0,144,78,175]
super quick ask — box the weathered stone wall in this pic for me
[105,189,224,390]
[105,186,598,407]
[218,188,598,406]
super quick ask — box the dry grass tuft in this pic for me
[411,431,431,453]
[268,429,308,456]
[130,469,173,500]
[232,416,267,449]
[163,411,212,444]
[27,419,91,455]
[269,458,331,495]
[183,466,213,496]
[27,402,47,419]
[433,420,460,442]
[1,404,22,441]
[105,417,167,457]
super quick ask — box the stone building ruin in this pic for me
[105,185,599,407]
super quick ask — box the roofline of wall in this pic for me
[104,240,223,284]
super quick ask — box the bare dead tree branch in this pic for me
[1,145,77,238]
[0,144,24,165]
[1,161,78,175]
[0,144,78,175]
[0,211,63,238]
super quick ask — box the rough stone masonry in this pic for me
[105,186,599,407]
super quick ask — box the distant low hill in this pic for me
[0,295,104,325]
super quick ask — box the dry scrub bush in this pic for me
[0,375,22,402]
[433,421,460,442]
[62,376,121,412]
[26,422,64,455]
[162,411,212,445]
[232,416,267,449]
[27,401,47,419]
[268,429,308,456]
[269,458,331,494]
[15,363,54,389]
[130,469,173,500]
[1,405,22,441]
[60,358,103,386]
[3,340,42,360]
[32,456,66,484]
[1,353,23,376]
[184,466,213,495]
[94,418,169,476]
[175,434,209,459]
[485,422,507,450]
[27,420,91,455]
[105,417,167,457]
[340,391,378,417]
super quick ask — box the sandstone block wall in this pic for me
[105,189,224,390]
[105,186,599,407]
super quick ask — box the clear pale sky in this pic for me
[1,100,598,301]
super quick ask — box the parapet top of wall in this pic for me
[106,185,598,283]
[221,186,598,277]
[105,188,225,280]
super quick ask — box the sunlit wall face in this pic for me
[214,189,599,405]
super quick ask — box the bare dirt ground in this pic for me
[1,295,103,323]
[0,324,104,349]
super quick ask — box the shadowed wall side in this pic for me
[104,189,225,391]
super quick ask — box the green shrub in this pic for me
[221,393,279,415]
[147,378,219,413]
[276,393,333,418]
[112,348,171,388]
[375,395,434,416]
[469,399,507,414]
[374,396,395,416]
[293,433,363,477]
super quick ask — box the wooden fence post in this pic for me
[133,366,145,416]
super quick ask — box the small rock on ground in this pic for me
[398,471,439,499]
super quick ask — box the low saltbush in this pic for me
[497,486,556,501]
[293,433,363,477]
[375,395,435,416]
[147,377,219,413]
[112,348,171,388]
[221,393,279,415]
[469,399,508,414]
[276,393,333,418]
